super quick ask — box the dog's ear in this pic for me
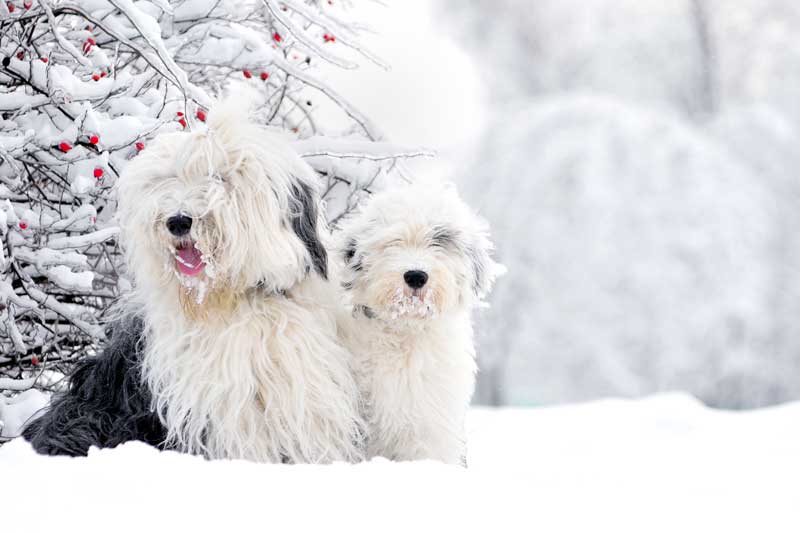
[466,237,499,300]
[289,181,328,279]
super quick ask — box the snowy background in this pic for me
[2,3,798,531]
[325,0,800,409]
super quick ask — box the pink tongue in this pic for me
[176,245,205,277]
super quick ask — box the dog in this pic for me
[24,93,365,463]
[336,183,501,465]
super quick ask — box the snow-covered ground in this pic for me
[1,393,798,533]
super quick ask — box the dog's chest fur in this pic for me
[143,284,363,463]
[351,311,477,464]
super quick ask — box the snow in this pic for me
[1,394,798,533]
[0,388,48,435]
[294,136,434,161]
[46,265,95,292]
[264,0,360,70]
[69,174,96,197]
[0,378,38,394]
[46,227,120,250]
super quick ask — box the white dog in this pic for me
[116,94,364,463]
[336,183,501,465]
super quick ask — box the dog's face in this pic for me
[338,185,498,323]
[117,105,326,316]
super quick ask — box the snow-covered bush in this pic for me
[0,0,415,396]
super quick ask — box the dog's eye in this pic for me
[431,226,457,249]
[343,240,357,262]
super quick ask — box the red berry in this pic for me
[176,111,184,117]
[23,0,30,7]
[178,118,187,129]
[273,32,282,43]
[83,42,92,54]
[89,134,99,145]
[40,57,48,63]
[260,71,269,81]
[92,73,100,81]
[93,167,104,179]
[90,216,96,224]
[87,37,96,45]
[7,3,15,13]
[243,69,252,79]
[135,142,144,151]
[18,221,28,230]
[30,356,39,366]
[16,51,23,60]
[196,109,206,122]
[100,71,107,77]
[58,142,72,152]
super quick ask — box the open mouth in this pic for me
[174,242,206,277]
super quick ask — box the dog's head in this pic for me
[338,183,499,323]
[117,95,327,316]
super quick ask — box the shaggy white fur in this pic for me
[116,93,364,463]
[336,183,501,465]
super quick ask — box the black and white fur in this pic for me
[22,316,165,456]
[24,93,364,463]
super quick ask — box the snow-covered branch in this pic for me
[0,0,400,394]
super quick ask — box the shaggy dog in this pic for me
[337,183,500,465]
[24,95,364,463]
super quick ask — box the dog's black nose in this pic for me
[166,214,192,237]
[404,270,428,289]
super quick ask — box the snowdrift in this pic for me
[2,394,798,533]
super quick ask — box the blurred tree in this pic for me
[689,0,717,117]
[441,0,800,407]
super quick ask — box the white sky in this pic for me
[319,0,487,181]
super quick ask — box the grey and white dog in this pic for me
[337,183,501,465]
[25,92,364,463]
